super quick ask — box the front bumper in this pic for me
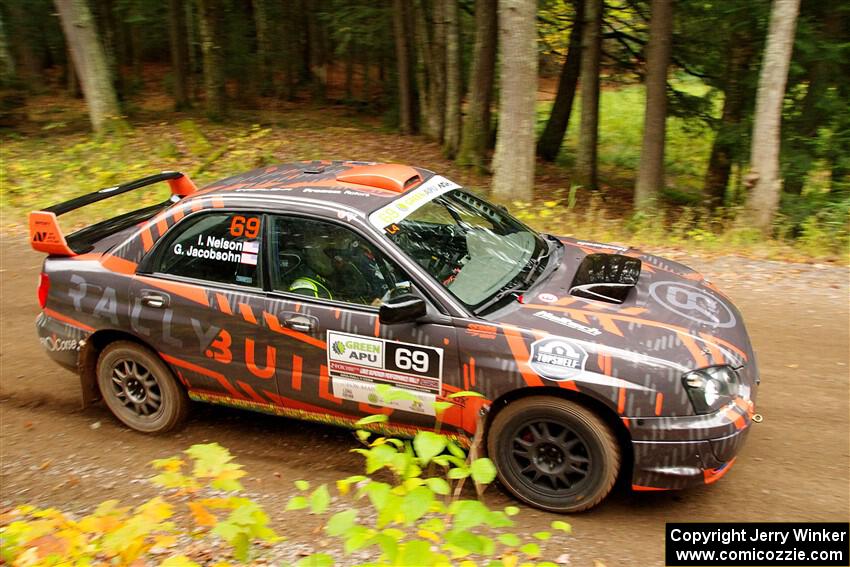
[628,397,755,490]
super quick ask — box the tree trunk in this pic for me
[575,0,602,191]
[744,0,800,233]
[197,0,226,120]
[457,0,497,170]
[168,0,191,110]
[306,0,326,102]
[443,0,462,157]
[345,41,355,101]
[6,0,44,91]
[0,11,15,85]
[491,0,538,201]
[393,0,415,134]
[185,1,198,79]
[634,0,673,210]
[430,0,447,141]
[279,0,297,101]
[253,0,274,96]
[536,0,583,162]
[413,0,435,138]
[703,34,753,207]
[54,0,125,133]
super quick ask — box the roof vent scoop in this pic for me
[336,164,422,193]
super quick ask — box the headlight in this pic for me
[682,365,739,414]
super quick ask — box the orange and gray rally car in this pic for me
[30,162,760,512]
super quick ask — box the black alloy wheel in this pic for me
[488,396,620,513]
[97,341,188,434]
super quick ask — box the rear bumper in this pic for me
[36,311,86,372]
[628,398,755,491]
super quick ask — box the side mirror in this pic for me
[379,294,427,324]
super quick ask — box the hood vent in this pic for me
[569,253,642,304]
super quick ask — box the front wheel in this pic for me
[487,396,620,513]
[97,341,189,434]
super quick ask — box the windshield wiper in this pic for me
[473,239,554,315]
[473,280,528,315]
[519,238,553,285]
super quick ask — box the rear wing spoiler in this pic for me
[29,171,197,256]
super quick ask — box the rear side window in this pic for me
[155,213,263,287]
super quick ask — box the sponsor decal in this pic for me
[328,334,384,370]
[332,377,436,416]
[368,175,461,229]
[532,310,602,337]
[528,337,588,381]
[327,331,443,413]
[649,282,736,328]
[466,323,498,340]
[537,292,559,303]
[39,335,80,352]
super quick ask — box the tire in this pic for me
[97,341,188,434]
[487,396,620,513]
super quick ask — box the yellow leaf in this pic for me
[502,554,519,567]
[138,497,173,522]
[78,515,121,534]
[160,555,202,567]
[154,534,178,548]
[188,502,216,527]
[417,529,441,543]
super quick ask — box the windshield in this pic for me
[370,178,546,310]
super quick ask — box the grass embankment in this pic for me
[1,88,847,263]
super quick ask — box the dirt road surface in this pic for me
[2,237,848,566]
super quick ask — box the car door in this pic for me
[263,213,461,430]
[131,210,281,405]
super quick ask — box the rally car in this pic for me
[29,161,759,512]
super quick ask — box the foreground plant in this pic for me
[283,407,572,567]
[0,442,278,566]
[1,407,573,566]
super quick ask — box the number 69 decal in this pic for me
[230,215,261,239]
[385,342,440,379]
[394,347,430,373]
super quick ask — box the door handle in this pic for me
[140,291,169,309]
[283,315,314,333]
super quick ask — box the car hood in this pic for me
[492,237,756,380]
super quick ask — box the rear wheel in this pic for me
[487,396,620,513]
[97,341,188,434]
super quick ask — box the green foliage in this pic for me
[509,189,849,262]
[273,394,572,566]
[1,443,278,566]
[0,388,575,566]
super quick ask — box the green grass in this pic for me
[537,78,715,197]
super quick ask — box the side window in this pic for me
[270,216,405,306]
[156,213,263,287]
